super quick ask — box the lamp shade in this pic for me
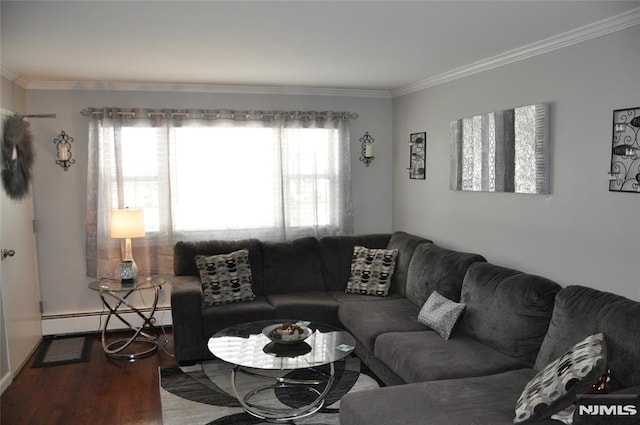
[110,209,145,238]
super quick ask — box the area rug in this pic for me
[160,355,381,425]
[31,334,92,368]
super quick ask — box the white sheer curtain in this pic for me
[85,108,354,278]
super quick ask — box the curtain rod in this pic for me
[80,108,358,120]
[16,113,57,118]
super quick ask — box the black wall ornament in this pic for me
[407,132,426,179]
[608,107,640,193]
[1,115,35,200]
[53,131,75,171]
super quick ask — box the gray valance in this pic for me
[81,107,358,123]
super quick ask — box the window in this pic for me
[86,108,354,277]
[114,125,343,236]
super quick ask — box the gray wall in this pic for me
[392,26,640,301]
[26,88,393,316]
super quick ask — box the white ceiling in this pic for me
[2,1,639,94]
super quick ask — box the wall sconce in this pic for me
[359,132,375,167]
[53,131,75,171]
[609,107,640,193]
[406,132,426,179]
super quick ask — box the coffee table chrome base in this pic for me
[231,362,335,422]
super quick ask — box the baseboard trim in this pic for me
[0,371,13,395]
[41,307,173,336]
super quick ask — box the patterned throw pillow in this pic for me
[514,333,607,424]
[345,246,398,297]
[418,291,466,339]
[196,249,256,306]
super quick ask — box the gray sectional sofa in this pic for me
[171,231,429,364]
[340,284,640,425]
[170,231,640,425]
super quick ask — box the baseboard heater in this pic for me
[41,306,173,336]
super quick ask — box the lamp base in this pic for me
[121,238,140,279]
[120,261,136,284]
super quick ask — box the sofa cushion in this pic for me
[534,285,640,388]
[174,238,266,295]
[345,246,398,297]
[417,291,466,340]
[338,298,424,353]
[196,249,256,306]
[267,292,341,327]
[328,290,404,304]
[458,262,562,365]
[405,243,486,306]
[385,231,432,296]
[375,331,531,384]
[261,237,324,294]
[319,234,391,291]
[201,296,277,340]
[514,333,607,424]
[340,368,561,425]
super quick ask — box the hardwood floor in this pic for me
[1,329,177,425]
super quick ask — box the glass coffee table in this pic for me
[208,319,356,422]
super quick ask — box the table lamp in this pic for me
[110,208,145,280]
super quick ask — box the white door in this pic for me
[0,112,42,387]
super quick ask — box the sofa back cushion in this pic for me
[405,243,486,307]
[534,285,640,388]
[386,231,433,296]
[458,262,562,365]
[173,239,265,294]
[319,234,391,291]
[261,237,325,294]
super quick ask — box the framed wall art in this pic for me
[450,103,550,194]
[408,132,426,180]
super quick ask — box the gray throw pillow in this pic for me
[417,291,466,339]
[514,333,608,424]
[196,249,256,306]
[345,246,398,297]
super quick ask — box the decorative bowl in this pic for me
[262,322,312,345]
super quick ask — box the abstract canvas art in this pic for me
[450,104,550,194]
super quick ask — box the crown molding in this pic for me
[0,65,30,88]
[4,7,638,99]
[391,6,640,98]
[22,79,391,98]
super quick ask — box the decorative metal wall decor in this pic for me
[608,107,640,193]
[450,103,550,194]
[359,131,375,167]
[53,130,75,171]
[407,132,426,179]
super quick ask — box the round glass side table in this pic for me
[88,276,166,360]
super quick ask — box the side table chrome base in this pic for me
[99,286,161,360]
[104,336,158,361]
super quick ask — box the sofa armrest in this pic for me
[171,275,206,364]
